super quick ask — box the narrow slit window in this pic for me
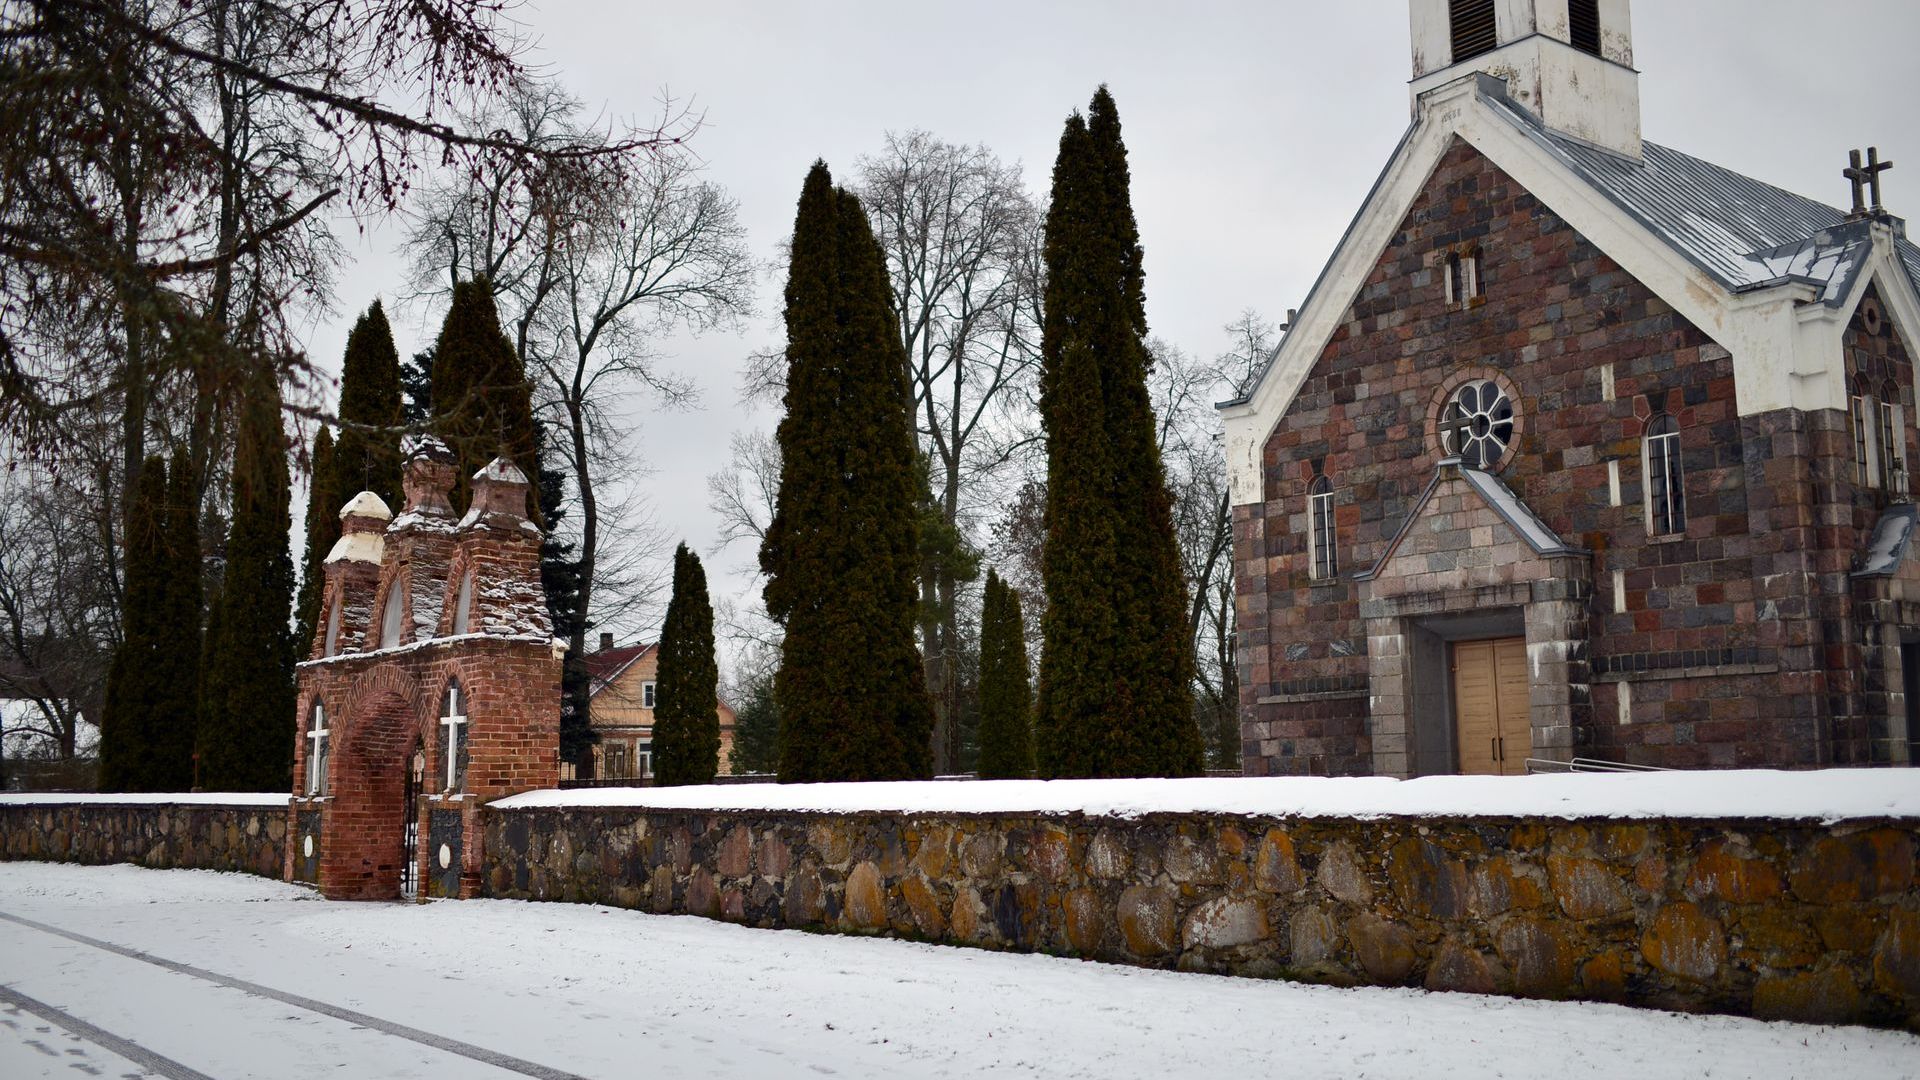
[439,680,469,793]
[1853,394,1880,488]
[452,571,474,635]
[305,703,330,796]
[323,600,342,657]
[1881,394,1908,493]
[1450,0,1498,62]
[1309,476,1339,581]
[1443,250,1481,309]
[1568,0,1602,56]
[1645,416,1687,537]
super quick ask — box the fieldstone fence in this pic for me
[0,795,288,878]
[482,789,1920,1030]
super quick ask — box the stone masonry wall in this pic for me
[0,801,287,878]
[484,805,1920,1029]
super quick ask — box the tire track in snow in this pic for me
[0,910,588,1080]
[0,983,216,1080]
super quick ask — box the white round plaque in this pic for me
[302,835,314,858]
[438,843,453,869]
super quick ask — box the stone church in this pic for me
[1221,0,1920,777]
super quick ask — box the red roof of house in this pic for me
[584,643,653,698]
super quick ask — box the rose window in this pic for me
[1439,379,1515,468]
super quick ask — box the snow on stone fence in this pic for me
[484,771,1920,1029]
[0,794,288,878]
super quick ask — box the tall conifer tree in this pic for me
[762,162,933,782]
[162,451,203,788]
[652,544,719,786]
[332,301,405,507]
[1036,88,1202,778]
[430,280,538,515]
[98,457,193,791]
[295,426,338,652]
[976,569,1033,779]
[196,374,298,790]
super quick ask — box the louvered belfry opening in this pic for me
[1450,0,1498,62]
[1568,0,1602,56]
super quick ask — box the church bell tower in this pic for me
[1410,0,1641,159]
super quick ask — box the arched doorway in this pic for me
[319,690,425,900]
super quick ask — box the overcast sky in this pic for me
[293,0,1920,652]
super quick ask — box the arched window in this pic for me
[378,583,406,650]
[305,702,330,796]
[1450,0,1498,63]
[1568,0,1602,56]
[1644,416,1686,537]
[1443,249,1481,309]
[438,680,469,794]
[452,571,474,635]
[1309,475,1339,581]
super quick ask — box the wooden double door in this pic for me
[1451,637,1531,775]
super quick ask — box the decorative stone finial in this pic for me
[464,456,534,531]
[401,436,457,518]
[328,491,390,564]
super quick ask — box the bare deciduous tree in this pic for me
[855,131,1044,772]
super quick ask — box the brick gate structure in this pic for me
[288,440,561,900]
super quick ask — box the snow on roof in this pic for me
[1854,504,1920,577]
[402,433,452,460]
[491,769,1920,824]
[0,792,290,807]
[585,643,655,697]
[324,529,384,565]
[475,457,529,485]
[338,491,393,521]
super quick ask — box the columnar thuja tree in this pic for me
[431,278,539,514]
[331,300,405,507]
[976,569,1033,779]
[295,426,338,649]
[652,543,719,786]
[97,456,199,791]
[762,162,934,782]
[196,373,297,790]
[1036,88,1203,779]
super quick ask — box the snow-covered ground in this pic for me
[0,863,1915,1079]
[494,767,1920,823]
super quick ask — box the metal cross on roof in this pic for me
[1844,147,1894,218]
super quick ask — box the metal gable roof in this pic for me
[1485,88,1920,306]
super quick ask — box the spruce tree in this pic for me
[294,426,338,652]
[331,300,405,508]
[1036,88,1203,778]
[652,544,719,786]
[976,570,1033,779]
[98,458,178,790]
[430,280,538,515]
[762,162,934,782]
[196,373,298,790]
[728,669,780,775]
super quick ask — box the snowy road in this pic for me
[0,863,1915,1079]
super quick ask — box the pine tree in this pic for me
[1036,88,1203,778]
[430,280,538,515]
[331,300,405,508]
[652,544,719,786]
[196,373,297,790]
[400,348,434,426]
[294,426,338,652]
[976,570,1033,779]
[762,162,934,782]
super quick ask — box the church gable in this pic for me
[1359,463,1583,603]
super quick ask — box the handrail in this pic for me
[1524,757,1674,774]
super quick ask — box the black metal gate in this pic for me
[400,749,422,899]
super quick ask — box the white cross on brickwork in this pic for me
[441,685,468,793]
[306,705,330,796]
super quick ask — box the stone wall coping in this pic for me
[488,770,1920,825]
[0,793,291,807]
